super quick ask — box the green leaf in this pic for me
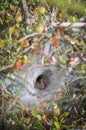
[72,32,78,36]
[0,39,4,47]
[12,0,19,5]
[73,16,78,22]
[79,41,84,46]
[62,112,69,117]
[81,64,86,70]
[36,115,42,121]
[31,111,37,117]
[58,56,68,64]
[54,121,60,129]
[52,128,57,130]
[55,108,60,115]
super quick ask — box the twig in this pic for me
[0,33,45,72]
[1,88,5,115]
[16,99,29,111]
[20,0,31,25]
[0,64,14,72]
[6,95,20,112]
[0,59,17,72]
[52,22,86,27]
[44,0,49,9]
[18,32,45,42]
[68,76,86,84]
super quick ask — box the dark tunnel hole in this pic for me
[35,74,50,90]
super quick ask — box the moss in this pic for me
[45,0,86,17]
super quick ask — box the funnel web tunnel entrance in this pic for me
[35,69,52,90]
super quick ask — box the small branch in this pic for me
[0,33,45,72]
[44,0,49,9]
[0,64,14,72]
[67,76,86,84]
[18,32,45,42]
[1,88,5,116]
[6,96,19,112]
[0,58,17,72]
[20,0,31,25]
[22,46,31,54]
[52,22,86,27]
